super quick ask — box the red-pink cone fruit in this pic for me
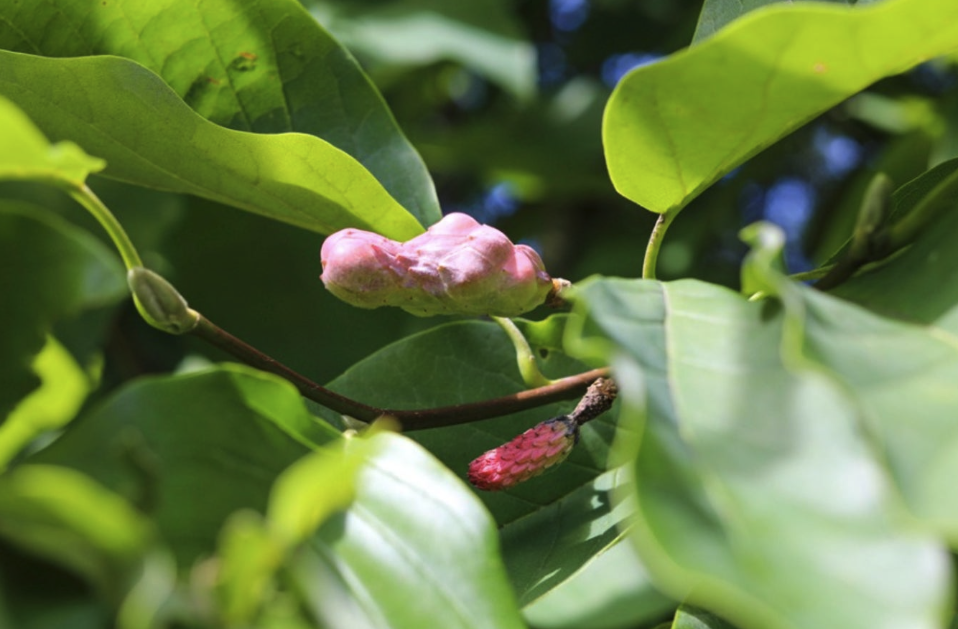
[320,213,553,317]
[468,416,579,491]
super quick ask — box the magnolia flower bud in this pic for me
[320,213,553,317]
[467,416,579,491]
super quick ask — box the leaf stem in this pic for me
[67,182,143,270]
[492,316,553,388]
[191,313,608,430]
[642,211,676,279]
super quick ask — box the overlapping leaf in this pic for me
[0,0,440,226]
[314,320,625,602]
[0,51,424,239]
[294,432,527,629]
[0,204,125,423]
[30,364,339,565]
[691,0,877,44]
[567,269,951,629]
[605,0,958,214]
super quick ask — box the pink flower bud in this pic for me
[319,229,402,308]
[468,416,579,491]
[319,213,554,317]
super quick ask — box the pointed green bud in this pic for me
[128,267,199,334]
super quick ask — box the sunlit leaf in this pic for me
[0,465,152,598]
[0,336,91,469]
[0,0,440,226]
[691,0,878,44]
[292,432,526,629]
[567,275,950,629]
[0,95,103,185]
[31,364,339,565]
[605,0,958,214]
[0,51,424,239]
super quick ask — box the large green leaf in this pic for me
[691,0,877,44]
[0,464,153,599]
[30,364,339,566]
[743,223,958,538]
[604,0,958,214]
[0,51,424,239]
[567,276,950,629]
[0,204,125,423]
[0,0,440,226]
[522,534,674,629]
[315,320,625,602]
[309,0,536,101]
[292,432,526,629]
[0,95,104,185]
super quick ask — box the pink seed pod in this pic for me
[468,416,579,491]
[319,213,554,317]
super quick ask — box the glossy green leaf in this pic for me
[0,336,91,469]
[0,464,152,598]
[0,51,424,240]
[0,204,125,423]
[567,276,950,629]
[833,164,958,332]
[672,605,739,629]
[0,0,440,226]
[315,320,624,602]
[522,534,674,629]
[31,364,340,566]
[691,0,875,44]
[292,432,526,629]
[216,436,365,626]
[311,0,536,101]
[0,95,103,185]
[604,0,958,214]
[744,222,958,538]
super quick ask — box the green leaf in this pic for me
[0,464,153,598]
[832,163,958,332]
[316,320,624,602]
[216,434,367,626]
[744,222,958,539]
[0,51,424,240]
[522,535,674,629]
[567,276,950,629]
[0,336,91,469]
[311,0,536,101]
[0,204,125,423]
[31,364,340,566]
[0,0,440,226]
[691,0,875,44]
[0,95,104,185]
[604,0,958,214]
[292,432,526,629]
[672,604,739,629]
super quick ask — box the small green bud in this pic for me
[128,267,199,334]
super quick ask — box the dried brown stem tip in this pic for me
[570,377,617,425]
[467,377,618,491]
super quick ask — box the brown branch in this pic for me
[192,314,609,431]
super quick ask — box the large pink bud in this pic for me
[320,213,554,317]
[319,229,402,308]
